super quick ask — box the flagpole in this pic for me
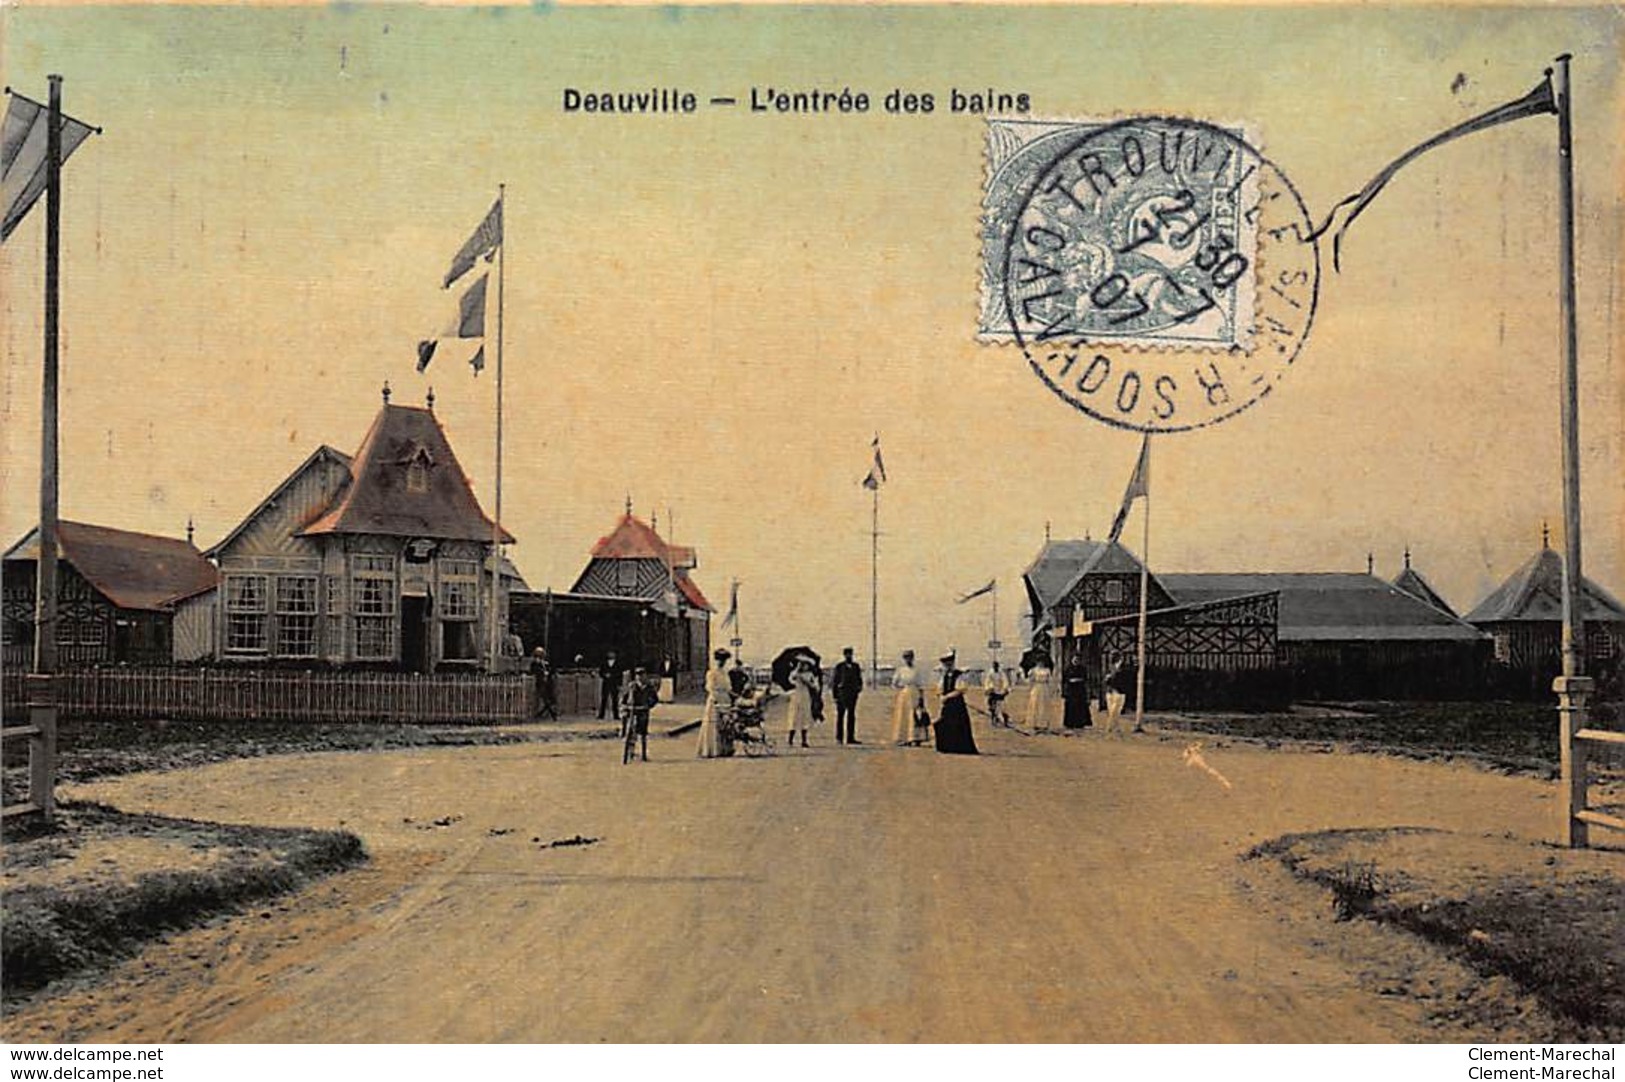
[990,580,999,663]
[490,183,506,670]
[871,481,879,689]
[1133,436,1151,733]
[1550,55,1591,848]
[27,74,65,821]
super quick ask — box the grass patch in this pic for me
[2,802,365,1000]
[2,717,616,804]
[1248,827,1625,1041]
[1161,700,1625,776]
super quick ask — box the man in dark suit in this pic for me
[531,647,558,720]
[831,646,864,745]
[597,651,624,720]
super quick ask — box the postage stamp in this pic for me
[980,116,1320,433]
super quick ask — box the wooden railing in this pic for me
[2,667,531,725]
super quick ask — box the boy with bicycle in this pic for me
[620,666,659,764]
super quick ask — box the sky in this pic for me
[2,3,1622,665]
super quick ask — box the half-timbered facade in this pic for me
[1025,538,1491,703]
[2,521,218,668]
[202,399,513,672]
[509,510,712,680]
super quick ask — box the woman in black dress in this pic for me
[1062,652,1094,729]
[932,651,979,755]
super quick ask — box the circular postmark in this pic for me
[999,117,1319,433]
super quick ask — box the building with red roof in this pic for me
[199,391,517,672]
[509,505,713,684]
[2,521,218,667]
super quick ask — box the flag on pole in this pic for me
[1308,78,1556,271]
[2,89,97,243]
[442,198,503,288]
[418,255,494,371]
[1107,434,1150,544]
[862,434,887,489]
[956,579,995,604]
[721,581,740,631]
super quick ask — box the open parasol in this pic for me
[770,645,823,690]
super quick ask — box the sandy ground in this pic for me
[1,699,1596,1043]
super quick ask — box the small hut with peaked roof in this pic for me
[201,391,514,672]
[1464,532,1625,698]
[508,505,713,686]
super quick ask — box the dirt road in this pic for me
[4,702,1567,1042]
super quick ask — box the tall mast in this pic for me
[1133,437,1152,734]
[489,183,506,669]
[29,75,65,820]
[1551,56,1590,847]
[871,481,879,687]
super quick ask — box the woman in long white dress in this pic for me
[1027,659,1055,733]
[891,650,924,746]
[784,657,815,748]
[696,648,731,758]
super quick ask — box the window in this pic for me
[441,580,477,620]
[1590,629,1616,661]
[324,577,344,659]
[225,574,269,654]
[403,446,435,494]
[276,575,318,657]
[1103,580,1125,605]
[1493,632,1512,664]
[439,559,480,661]
[79,620,107,646]
[355,554,395,575]
[352,556,396,660]
[616,562,638,593]
[442,620,478,661]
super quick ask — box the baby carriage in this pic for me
[720,694,775,757]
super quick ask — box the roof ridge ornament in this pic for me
[381,380,392,405]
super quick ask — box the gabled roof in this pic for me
[3,521,219,612]
[1391,563,1456,617]
[499,556,529,591]
[1161,572,1485,642]
[589,513,696,568]
[1024,538,1151,611]
[675,573,712,612]
[300,405,513,544]
[205,444,352,558]
[1464,546,1625,625]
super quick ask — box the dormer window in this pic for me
[402,444,436,494]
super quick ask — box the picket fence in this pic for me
[1,667,532,725]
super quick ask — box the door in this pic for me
[401,596,430,673]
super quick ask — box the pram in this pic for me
[719,694,775,756]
